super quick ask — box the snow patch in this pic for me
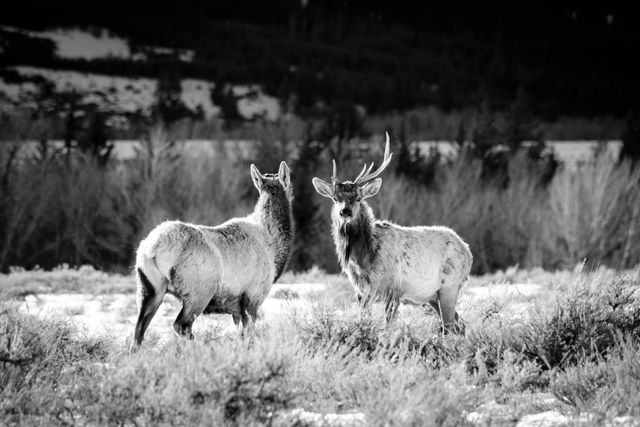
[516,411,569,427]
[279,409,365,426]
[1,26,130,60]
[233,85,281,120]
[19,283,323,342]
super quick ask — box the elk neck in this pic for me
[332,201,380,270]
[253,188,293,281]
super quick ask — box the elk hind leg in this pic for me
[171,270,217,340]
[131,267,167,351]
[438,268,465,334]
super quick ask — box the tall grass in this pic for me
[1,131,639,273]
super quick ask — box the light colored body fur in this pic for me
[335,205,472,329]
[131,162,293,350]
[313,133,472,332]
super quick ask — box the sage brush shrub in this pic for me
[291,268,640,396]
[68,340,294,425]
[0,303,108,424]
[552,339,640,417]
[463,269,640,383]
[527,277,640,369]
[295,308,385,358]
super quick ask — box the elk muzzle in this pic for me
[340,207,352,218]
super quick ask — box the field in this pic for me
[2,265,639,425]
[1,12,639,427]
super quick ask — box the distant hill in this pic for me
[1,1,638,119]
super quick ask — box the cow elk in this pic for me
[131,162,293,351]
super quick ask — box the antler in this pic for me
[332,158,338,184]
[353,132,393,184]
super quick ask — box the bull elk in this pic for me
[312,134,472,332]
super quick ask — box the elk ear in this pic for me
[250,164,263,191]
[359,178,382,200]
[278,161,291,188]
[312,177,334,199]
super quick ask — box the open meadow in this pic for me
[2,265,639,426]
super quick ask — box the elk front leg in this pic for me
[131,272,167,352]
[233,293,254,336]
[384,289,401,323]
[357,290,374,309]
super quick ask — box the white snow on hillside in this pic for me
[2,26,195,62]
[41,28,130,60]
[0,79,38,102]
[234,85,281,120]
[0,26,281,119]
[181,79,220,117]
[7,66,159,115]
[0,66,281,120]
[1,26,130,60]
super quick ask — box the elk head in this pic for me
[251,161,293,202]
[312,133,393,224]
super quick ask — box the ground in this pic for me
[1,265,639,426]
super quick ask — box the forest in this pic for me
[2,2,638,119]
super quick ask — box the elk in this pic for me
[131,162,293,351]
[312,134,472,332]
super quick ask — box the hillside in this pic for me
[2,1,638,120]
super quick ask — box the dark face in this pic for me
[312,176,383,224]
[332,182,363,222]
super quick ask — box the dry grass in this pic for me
[1,266,639,425]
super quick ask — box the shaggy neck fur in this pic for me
[332,201,380,272]
[253,187,293,282]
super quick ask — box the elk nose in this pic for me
[340,208,352,217]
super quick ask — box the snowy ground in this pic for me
[18,281,550,346]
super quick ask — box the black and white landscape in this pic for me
[1,3,639,425]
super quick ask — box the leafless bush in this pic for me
[1,128,638,273]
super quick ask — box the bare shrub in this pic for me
[2,125,639,273]
[548,156,640,269]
